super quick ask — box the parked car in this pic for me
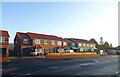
[30,52,37,56]
[30,51,44,56]
[116,50,120,55]
[30,48,44,56]
[69,50,75,53]
[100,50,108,56]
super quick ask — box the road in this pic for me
[1,56,120,77]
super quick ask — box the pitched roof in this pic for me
[16,32,30,39]
[65,38,95,44]
[0,30,9,37]
[27,32,65,41]
[64,38,76,43]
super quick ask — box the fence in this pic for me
[46,52,100,59]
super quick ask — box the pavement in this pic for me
[9,55,46,59]
[1,55,120,76]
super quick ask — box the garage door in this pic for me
[23,48,31,56]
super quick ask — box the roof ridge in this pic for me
[0,30,8,32]
[65,38,95,44]
[17,32,27,34]
[27,32,65,41]
[66,38,85,40]
[0,30,9,37]
[27,32,58,37]
[16,32,30,38]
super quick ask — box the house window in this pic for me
[52,40,55,45]
[94,44,96,47]
[87,44,89,47]
[35,39,41,44]
[90,44,93,47]
[23,39,29,44]
[63,42,67,46]
[44,49,49,52]
[83,43,86,46]
[72,43,75,46]
[79,43,82,46]
[58,41,62,45]
[15,40,17,43]
[44,40,48,44]
[0,37,5,42]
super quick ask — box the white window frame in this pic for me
[52,40,55,45]
[90,44,93,47]
[83,43,86,46]
[58,41,62,45]
[79,43,82,46]
[0,37,5,42]
[23,39,29,44]
[63,42,67,46]
[35,39,41,44]
[44,40,48,44]
[87,44,89,47]
[72,43,75,46]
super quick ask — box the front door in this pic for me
[0,48,9,62]
[0,48,7,57]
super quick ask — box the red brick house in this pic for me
[14,32,69,56]
[14,32,32,56]
[65,38,96,52]
[0,30,10,62]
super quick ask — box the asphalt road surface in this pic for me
[1,56,120,77]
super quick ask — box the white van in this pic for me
[69,50,75,53]
[64,50,75,53]
[30,52,37,55]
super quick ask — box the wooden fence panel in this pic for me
[46,52,100,59]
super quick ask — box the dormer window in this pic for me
[0,36,5,42]
[23,39,29,44]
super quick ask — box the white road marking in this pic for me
[93,59,112,63]
[48,67,60,70]
[24,73,31,75]
[50,67,59,69]
[24,71,40,75]
[116,71,120,74]
[79,63,94,66]
[93,60,99,62]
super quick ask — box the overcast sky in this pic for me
[1,1,118,47]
